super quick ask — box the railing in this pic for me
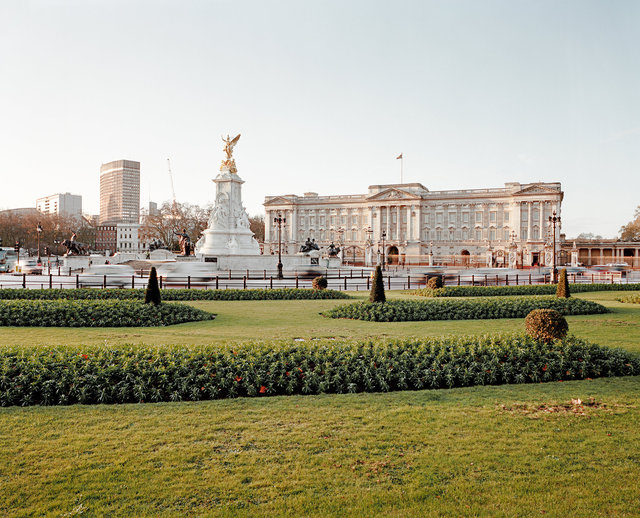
[0,269,630,291]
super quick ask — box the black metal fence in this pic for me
[0,268,631,291]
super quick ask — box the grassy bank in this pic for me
[1,377,639,516]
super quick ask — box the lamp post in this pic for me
[381,230,387,271]
[273,213,286,279]
[36,222,43,264]
[548,210,561,283]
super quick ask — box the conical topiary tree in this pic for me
[556,268,570,298]
[369,265,386,303]
[145,266,162,305]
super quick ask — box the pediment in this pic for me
[367,188,422,201]
[514,184,561,196]
[264,196,296,206]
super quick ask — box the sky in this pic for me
[0,0,638,238]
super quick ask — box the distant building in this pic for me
[264,181,564,267]
[116,223,146,253]
[36,192,82,217]
[95,225,117,253]
[0,207,40,217]
[99,160,140,225]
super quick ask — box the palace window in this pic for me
[521,228,528,240]
[463,213,469,223]
[475,229,482,240]
[489,229,496,241]
[351,230,357,241]
[462,230,468,240]
[352,215,358,225]
[490,212,497,223]
[504,230,510,240]
[475,212,482,223]
[319,216,324,226]
[392,213,397,224]
[331,216,336,226]
[503,212,509,223]
[532,226,539,240]
[449,213,456,224]
[341,216,346,225]
[436,230,442,241]
[436,213,443,224]
[310,217,315,226]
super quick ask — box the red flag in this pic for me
[396,153,403,160]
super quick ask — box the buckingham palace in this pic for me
[263,181,564,267]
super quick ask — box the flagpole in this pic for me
[401,156,403,184]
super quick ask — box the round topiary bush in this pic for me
[312,276,328,290]
[427,275,443,289]
[524,308,568,343]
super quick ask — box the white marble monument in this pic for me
[196,135,261,264]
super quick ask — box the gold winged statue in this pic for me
[222,134,241,160]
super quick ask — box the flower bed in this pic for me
[323,296,608,322]
[0,288,351,301]
[618,295,640,304]
[0,299,213,327]
[414,283,640,298]
[1,335,637,406]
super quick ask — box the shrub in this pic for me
[0,288,351,301]
[145,267,162,305]
[556,269,570,298]
[525,309,569,343]
[427,275,443,289]
[1,335,638,406]
[369,265,386,303]
[323,296,608,322]
[414,283,640,298]
[312,276,328,290]
[0,299,213,327]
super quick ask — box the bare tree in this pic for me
[249,214,265,242]
[140,201,212,250]
[620,206,640,241]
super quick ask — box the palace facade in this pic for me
[264,181,564,267]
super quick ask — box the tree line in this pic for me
[0,202,265,254]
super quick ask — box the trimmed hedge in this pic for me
[323,296,608,322]
[525,309,568,344]
[0,299,213,327]
[1,335,638,406]
[414,283,640,298]
[0,288,351,301]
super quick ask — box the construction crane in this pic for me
[167,158,177,208]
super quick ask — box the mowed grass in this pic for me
[0,290,639,353]
[1,378,639,517]
[1,289,640,516]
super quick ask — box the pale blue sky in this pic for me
[1,0,638,237]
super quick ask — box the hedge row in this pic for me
[1,335,638,406]
[0,300,214,327]
[414,283,640,298]
[0,288,351,301]
[323,296,608,322]
[618,295,640,304]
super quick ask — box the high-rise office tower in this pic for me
[99,160,140,224]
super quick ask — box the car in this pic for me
[16,259,43,275]
[155,262,218,282]
[77,264,136,287]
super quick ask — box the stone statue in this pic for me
[221,134,241,173]
[62,231,88,256]
[174,228,191,256]
[327,242,341,257]
[299,238,320,253]
[222,134,240,159]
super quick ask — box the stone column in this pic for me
[526,202,532,240]
[396,205,401,241]
[385,206,390,240]
[539,202,545,237]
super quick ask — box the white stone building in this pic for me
[264,181,563,267]
[36,192,82,217]
[116,223,146,253]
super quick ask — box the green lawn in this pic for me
[1,290,640,516]
[1,291,639,353]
